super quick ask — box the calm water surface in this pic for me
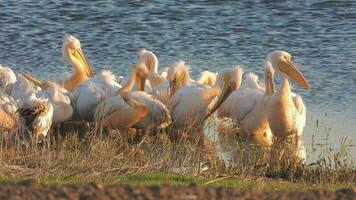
[0,1,355,160]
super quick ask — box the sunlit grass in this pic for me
[0,119,354,191]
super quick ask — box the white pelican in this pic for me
[169,64,243,130]
[241,72,265,93]
[10,73,53,140]
[98,63,170,130]
[96,63,150,129]
[20,74,74,125]
[151,62,216,106]
[139,49,166,88]
[217,64,275,147]
[17,97,53,141]
[73,70,121,122]
[264,50,309,160]
[24,35,93,92]
[0,65,54,140]
[150,61,189,105]
[0,65,18,130]
[195,70,217,87]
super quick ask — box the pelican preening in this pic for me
[96,63,151,129]
[0,37,310,163]
[217,64,274,147]
[169,64,243,130]
[0,67,54,140]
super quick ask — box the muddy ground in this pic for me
[0,181,354,200]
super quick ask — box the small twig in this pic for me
[203,176,231,185]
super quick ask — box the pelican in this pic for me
[169,64,243,130]
[139,49,166,88]
[150,61,189,105]
[20,73,74,125]
[241,72,265,93]
[151,62,217,106]
[24,35,93,92]
[73,70,122,122]
[264,50,309,160]
[217,64,275,147]
[2,71,53,140]
[0,65,18,130]
[98,63,170,130]
[96,63,150,129]
[195,70,217,87]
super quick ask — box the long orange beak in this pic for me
[205,79,233,120]
[278,59,310,89]
[72,48,93,78]
[22,74,49,89]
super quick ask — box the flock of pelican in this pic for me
[0,35,310,160]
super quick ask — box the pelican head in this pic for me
[132,62,149,91]
[139,48,158,73]
[197,70,217,86]
[207,65,244,117]
[167,60,190,96]
[264,61,275,96]
[62,35,93,78]
[267,50,310,89]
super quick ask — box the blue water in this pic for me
[1,1,355,156]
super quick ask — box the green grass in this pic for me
[0,173,352,192]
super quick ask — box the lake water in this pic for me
[0,1,355,160]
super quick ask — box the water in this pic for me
[1,1,355,159]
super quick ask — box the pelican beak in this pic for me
[279,59,310,89]
[136,77,146,91]
[206,78,234,120]
[72,48,93,78]
[22,74,49,89]
[265,74,275,96]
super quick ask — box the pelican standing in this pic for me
[264,50,310,160]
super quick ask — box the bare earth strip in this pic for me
[0,182,354,200]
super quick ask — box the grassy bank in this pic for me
[0,121,355,191]
[0,173,353,192]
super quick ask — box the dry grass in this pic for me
[0,118,354,189]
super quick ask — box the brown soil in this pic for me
[0,181,354,200]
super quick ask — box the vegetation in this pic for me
[0,119,354,191]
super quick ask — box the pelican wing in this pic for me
[217,89,258,125]
[292,93,306,136]
[130,91,171,129]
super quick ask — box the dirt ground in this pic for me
[0,181,354,200]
